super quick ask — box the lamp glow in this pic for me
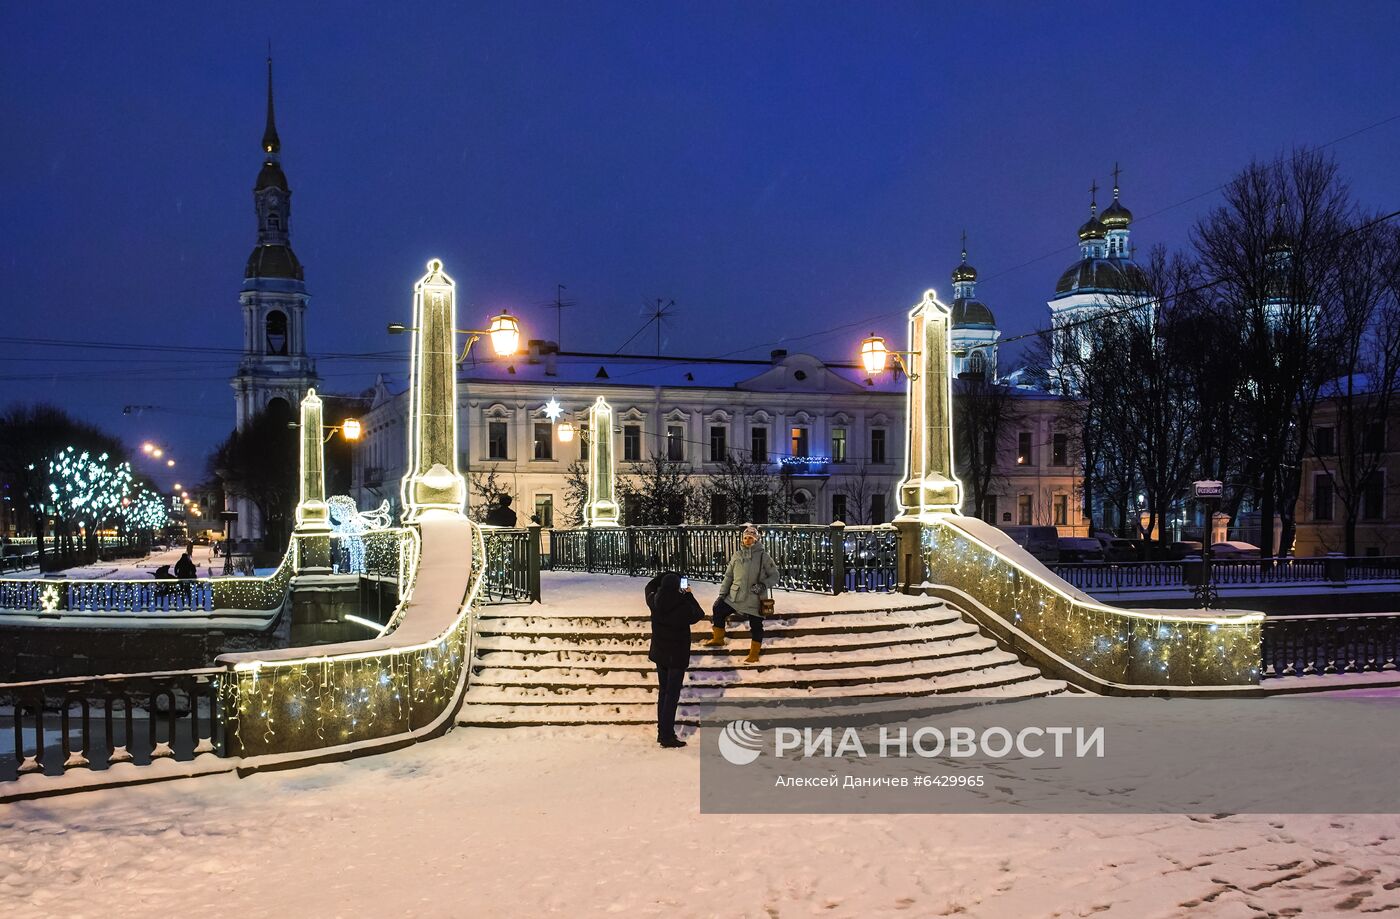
[557,420,575,443]
[860,335,889,375]
[166,459,176,467]
[141,443,155,454]
[152,448,164,458]
[487,311,521,357]
[341,418,362,441]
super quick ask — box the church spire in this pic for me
[262,50,280,156]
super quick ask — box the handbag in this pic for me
[759,589,775,617]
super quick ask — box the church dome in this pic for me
[255,158,288,192]
[951,297,996,328]
[1055,257,1147,296]
[1077,214,1107,241]
[951,261,978,283]
[246,243,304,279]
[1100,198,1132,229]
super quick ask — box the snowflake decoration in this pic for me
[40,584,61,613]
[543,398,564,421]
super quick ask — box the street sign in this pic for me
[1194,480,1223,499]
[220,510,239,521]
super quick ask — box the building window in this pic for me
[870,494,886,524]
[709,426,727,463]
[751,494,770,524]
[1017,494,1032,525]
[1017,432,1032,466]
[1314,425,1336,456]
[983,495,998,525]
[831,427,847,464]
[666,424,684,462]
[1365,422,1385,453]
[534,494,554,527]
[870,428,887,464]
[1052,433,1068,467]
[580,423,589,460]
[709,494,728,525]
[832,494,848,523]
[751,427,768,464]
[267,212,281,232]
[265,310,288,355]
[488,421,509,460]
[533,422,553,460]
[791,427,809,458]
[623,424,641,462]
[1313,474,1334,522]
[1363,472,1384,521]
[1053,493,1068,526]
[968,350,987,377]
[982,430,997,465]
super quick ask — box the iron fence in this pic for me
[1,669,225,783]
[1261,613,1400,678]
[547,524,897,594]
[1054,556,1400,593]
[480,528,540,603]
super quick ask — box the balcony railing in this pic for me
[547,524,896,594]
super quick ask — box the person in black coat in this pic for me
[483,495,518,527]
[174,548,198,580]
[645,571,704,748]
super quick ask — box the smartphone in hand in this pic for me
[680,577,690,590]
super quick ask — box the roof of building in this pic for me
[951,297,996,328]
[1054,257,1147,296]
[245,243,304,279]
[255,158,288,191]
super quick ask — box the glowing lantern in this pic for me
[557,420,575,443]
[341,418,362,441]
[488,311,521,357]
[860,335,890,375]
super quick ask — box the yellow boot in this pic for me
[745,641,761,664]
[702,626,726,647]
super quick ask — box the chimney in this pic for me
[527,339,543,364]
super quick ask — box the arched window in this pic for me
[266,310,289,355]
[968,350,987,376]
[265,396,292,420]
[267,212,282,232]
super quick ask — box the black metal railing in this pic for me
[547,524,897,594]
[1054,556,1400,593]
[1,669,226,783]
[1261,613,1400,678]
[480,527,541,603]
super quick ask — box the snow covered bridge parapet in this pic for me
[217,511,483,763]
[921,515,1263,692]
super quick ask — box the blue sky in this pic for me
[3,2,1399,482]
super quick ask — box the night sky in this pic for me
[4,2,1399,487]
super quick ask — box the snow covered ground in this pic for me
[3,724,1398,918]
[0,544,221,581]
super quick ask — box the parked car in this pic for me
[1168,540,1203,560]
[1103,538,1144,563]
[1057,537,1105,563]
[1002,525,1061,564]
[1210,540,1260,559]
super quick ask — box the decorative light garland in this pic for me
[922,518,1262,686]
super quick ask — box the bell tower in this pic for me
[229,54,318,542]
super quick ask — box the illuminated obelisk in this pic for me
[294,388,332,572]
[401,259,467,521]
[898,289,964,519]
[585,396,620,527]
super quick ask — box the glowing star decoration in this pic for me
[584,396,620,527]
[543,398,564,422]
[401,259,467,521]
[896,289,964,518]
[39,584,61,613]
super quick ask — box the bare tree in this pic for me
[619,455,698,525]
[561,458,589,527]
[831,463,878,525]
[467,464,512,523]
[702,453,792,524]
[1193,149,1350,556]
[953,375,1020,521]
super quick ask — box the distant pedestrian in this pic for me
[704,524,779,663]
[483,495,518,527]
[645,571,704,748]
[174,547,197,580]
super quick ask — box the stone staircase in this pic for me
[459,577,1066,727]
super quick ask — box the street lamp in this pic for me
[557,420,576,443]
[286,419,363,443]
[858,333,920,380]
[387,311,524,364]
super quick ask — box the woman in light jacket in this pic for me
[703,524,780,663]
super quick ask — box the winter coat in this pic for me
[717,543,780,616]
[174,554,197,579]
[646,571,705,668]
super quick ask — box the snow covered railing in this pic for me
[1054,556,1400,595]
[0,548,296,618]
[1261,611,1400,678]
[923,516,1263,691]
[479,527,540,603]
[548,523,897,594]
[1,668,227,788]
[217,511,483,764]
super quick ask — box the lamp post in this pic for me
[584,397,620,527]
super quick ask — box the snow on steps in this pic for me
[460,578,1065,727]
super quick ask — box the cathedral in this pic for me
[228,57,318,543]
